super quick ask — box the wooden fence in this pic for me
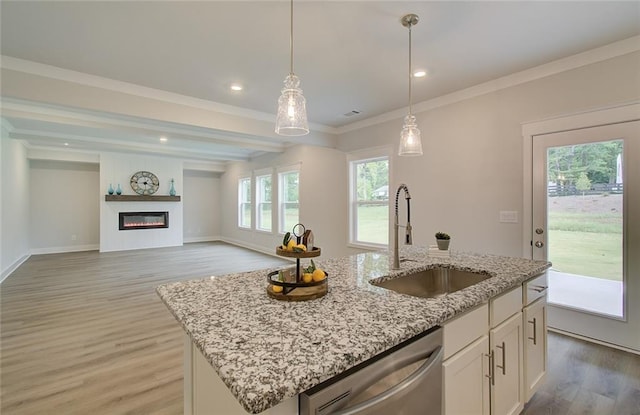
[548,183,623,196]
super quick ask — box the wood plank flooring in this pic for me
[1,242,290,415]
[522,332,640,415]
[2,242,639,414]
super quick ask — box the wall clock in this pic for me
[130,171,160,195]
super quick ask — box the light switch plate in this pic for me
[499,211,518,223]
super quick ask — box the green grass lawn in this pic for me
[357,205,388,244]
[548,211,622,281]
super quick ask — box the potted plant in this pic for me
[435,232,451,250]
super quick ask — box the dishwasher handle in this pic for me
[333,345,443,415]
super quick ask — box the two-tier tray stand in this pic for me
[266,246,328,301]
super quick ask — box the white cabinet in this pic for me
[443,335,490,415]
[443,276,548,415]
[489,313,524,415]
[523,297,547,401]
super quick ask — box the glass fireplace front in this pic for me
[119,211,169,230]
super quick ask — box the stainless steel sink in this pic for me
[371,267,491,299]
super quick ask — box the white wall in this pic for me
[220,145,359,260]
[29,160,100,253]
[0,133,30,281]
[100,153,183,252]
[183,169,221,242]
[338,52,640,257]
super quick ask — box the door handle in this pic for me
[528,318,537,345]
[535,228,544,235]
[535,241,544,248]
[495,342,506,375]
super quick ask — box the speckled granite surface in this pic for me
[156,246,550,414]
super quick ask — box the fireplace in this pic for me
[119,211,169,230]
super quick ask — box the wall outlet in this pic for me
[499,211,518,223]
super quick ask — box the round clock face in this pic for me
[130,171,160,195]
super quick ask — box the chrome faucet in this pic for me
[393,183,413,269]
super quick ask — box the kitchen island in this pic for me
[156,247,550,414]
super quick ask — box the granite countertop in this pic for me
[156,246,550,414]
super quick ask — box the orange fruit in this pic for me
[302,273,313,283]
[312,269,326,282]
[271,284,283,293]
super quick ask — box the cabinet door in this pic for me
[443,335,490,415]
[490,313,523,415]
[523,297,547,401]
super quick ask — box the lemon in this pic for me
[287,239,297,251]
[271,284,283,293]
[312,269,326,282]
[302,273,313,283]
[295,243,307,252]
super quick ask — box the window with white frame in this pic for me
[256,173,272,232]
[349,156,389,246]
[278,169,299,233]
[238,176,252,229]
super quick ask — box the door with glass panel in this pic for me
[532,121,639,351]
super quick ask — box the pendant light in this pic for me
[398,14,423,156]
[275,0,309,136]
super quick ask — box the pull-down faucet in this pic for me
[393,184,413,269]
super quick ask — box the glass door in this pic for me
[532,121,639,351]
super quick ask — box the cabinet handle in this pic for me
[485,352,495,386]
[528,317,537,345]
[530,285,548,293]
[495,342,506,375]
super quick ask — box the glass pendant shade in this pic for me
[398,13,423,157]
[275,74,309,136]
[398,114,423,156]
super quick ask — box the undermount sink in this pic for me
[371,267,492,299]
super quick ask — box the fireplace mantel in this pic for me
[105,195,181,202]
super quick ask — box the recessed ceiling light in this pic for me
[230,84,243,91]
[160,137,168,142]
[64,142,69,146]
[413,70,427,78]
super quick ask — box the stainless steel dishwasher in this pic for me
[300,326,442,415]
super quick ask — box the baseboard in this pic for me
[184,235,222,244]
[0,253,31,284]
[30,244,100,255]
[219,237,292,261]
[548,327,640,355]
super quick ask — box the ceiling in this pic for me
[1,1,639,164]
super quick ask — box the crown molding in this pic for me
[1,117,15,135]
[0,56,336,134]
[337,35,640,134]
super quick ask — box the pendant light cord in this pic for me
[290,0,294,75]
[408,22,413,116]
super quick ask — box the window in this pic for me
[279,170,299,233]
[238,177,251,228]
[350,156,389,246]
[256,173,272,232]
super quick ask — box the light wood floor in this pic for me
[1,242,289,414]
[2,242,639,414]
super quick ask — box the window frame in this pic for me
[255,171,273,233]
[348,150,391,248]
[238,176,252,229]
[278,167,300,235]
